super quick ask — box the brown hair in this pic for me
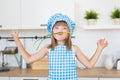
[48,21,72,50]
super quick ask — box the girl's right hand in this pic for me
[11,30,19,40]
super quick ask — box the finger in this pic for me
[105,41,108,45]
[104,40,108,47]
[100,37,105,40]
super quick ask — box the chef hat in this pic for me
[47,13,76,35]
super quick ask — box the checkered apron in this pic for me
[48,46,78,80]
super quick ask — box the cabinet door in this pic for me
[39,77,47,80]
[100,78,120,80]
[78,78,98,80]
[10,77,40,80]
[21,0,74,29]
[0,77,9,80]
[0,0,20,29]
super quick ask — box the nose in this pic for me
[57,28,63,32]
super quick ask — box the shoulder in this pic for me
[43,44,51,49]
[72,44,80,50]
[72,44,82,55]
[40,44,51,52]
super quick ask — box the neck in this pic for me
[57,40,65,46]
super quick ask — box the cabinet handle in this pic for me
[40,24,47,26]
[0,24,2,27]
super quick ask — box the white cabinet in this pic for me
[10,77,47,80]
[0,0,20,30]
[10,77,43,80]
[0,0,74,30]
[21,0,74,29]
[99,78,120,80]
[0,77,9,80]
[78,78,98,80]
[39,77,47,80]
[10,77,98,80]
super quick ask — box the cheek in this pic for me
[52,30,58,33]
[62,34,69,39]
[53,34,58,39]
[65,34,69,38]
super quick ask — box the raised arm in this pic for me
[75,38,108,69]
[11,30,49,64]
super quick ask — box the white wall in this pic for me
[74,0,120,67]
[0,30,51,67]
[0,0,120,68]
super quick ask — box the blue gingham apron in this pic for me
[48,46,78,80]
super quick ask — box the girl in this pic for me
[12,13,108,80]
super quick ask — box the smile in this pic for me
[53,32,70,35]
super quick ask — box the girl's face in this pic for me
[52,25,69,41]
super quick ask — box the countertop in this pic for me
[0,67,120,78]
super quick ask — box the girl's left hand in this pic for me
[97,38,108,49]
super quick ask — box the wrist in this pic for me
[97,47,103,51]
[13,36,19,40]
[14,37,20,43]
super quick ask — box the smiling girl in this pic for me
[12,13,108,80]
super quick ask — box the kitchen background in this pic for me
[0,0,120,68]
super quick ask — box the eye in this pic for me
[63,26,68,30]
[63,27,67,29]
[54,26,59,29]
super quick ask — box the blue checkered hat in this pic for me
[47,13,76,34]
